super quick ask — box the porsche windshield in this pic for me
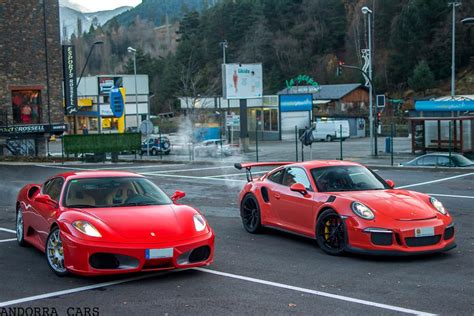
[64,177,172,208]
[311,166,388,192]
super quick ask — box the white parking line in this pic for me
[143,173,246,183]
[428,193,474,199]
[195,268,434,315]
[33,163,186,171]
[397,172,474,189]
[0,273,162,308]
[0,228,16,234]
[0,238,16,243]
[141,165,235,175]
[206,171,267,178]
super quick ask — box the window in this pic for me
[283,168,312,190]
[311,166,387,192]
[419,156,436,166]
[268,169,285,184]
[263,109,278,131]
[43,178,64,202]
[11,90,41,124]
[437,156,452,167]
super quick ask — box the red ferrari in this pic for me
[235,161,456,256]
[15,171,214,276]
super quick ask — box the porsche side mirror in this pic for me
[35,194,58,208]
[386,179,395,189]
[171,190,186,202]
[290,183,309,197]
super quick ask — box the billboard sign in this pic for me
[62,45,78,114]
[223,64,262,99]
[279,94,313,112]
[110,87,124,118]
[415,100,474,112]
[98,76,123,95]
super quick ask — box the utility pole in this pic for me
[362,6,374,155]
[449,1,461,98]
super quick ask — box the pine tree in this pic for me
[408,60,435,95]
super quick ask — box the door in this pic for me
[272,167,314,236]
[33,177,64,244]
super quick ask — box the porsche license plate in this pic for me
[414,227,434,237]
[146,248,173,259]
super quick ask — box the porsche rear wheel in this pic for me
[46,227,68,276]
[316,209,345,255]
[16,207,27,247]
[241,194,262,233]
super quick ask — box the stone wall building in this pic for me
[0,0,65,156]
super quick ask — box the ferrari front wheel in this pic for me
[241,194,262,233]
[16,207,27,247]
[316,209,345,255]
[46,227,68,276]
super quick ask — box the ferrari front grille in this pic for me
[189,246,211,263]
[444,226,454,240]
[89,253,139,270]
[405,235,441,247]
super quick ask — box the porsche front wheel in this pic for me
[16,207,27,247]
[241,194,262,233]
[46,227,68,276]
[316,209,345,255]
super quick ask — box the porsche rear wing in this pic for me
[234,162,293,182]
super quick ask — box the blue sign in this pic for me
[110,87,124,118]
[279,94,313,112]
[415,100,474,112]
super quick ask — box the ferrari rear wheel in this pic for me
[241,194,262,233]
[16,207,27,247]
[46,227,68,276]
[316,209,345,255]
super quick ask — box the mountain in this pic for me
[59,5,132,40]
[111,0,219,27]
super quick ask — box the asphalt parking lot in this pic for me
[0,162,473,315]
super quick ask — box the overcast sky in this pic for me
[66,0,142,12]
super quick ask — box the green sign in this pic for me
[285,74,320,90]
[64,133,141,154]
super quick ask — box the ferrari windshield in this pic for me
[311,166,388,192]
[64,177,172,208]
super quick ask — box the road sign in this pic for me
[140,120,154,136]
[226,114,240,127]
[376,95,386,108]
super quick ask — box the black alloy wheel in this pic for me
[316,209,346,255]
[241,194,262,233]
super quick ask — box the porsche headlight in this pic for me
[193,214,207,232]
[72,221,102,237]
[351,202,375,220]
[430,197,447,215]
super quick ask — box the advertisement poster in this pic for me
[223,64,262,99]
[61,45,78,114]
[98,76,123,95]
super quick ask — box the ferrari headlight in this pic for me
[72,221,102,237]
[351,202,375,220]
[193,214,207,232]
[430,197,447,215]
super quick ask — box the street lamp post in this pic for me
[128,46,139,131]
[362,6,374,156]
[449,2,461,98]
[220,40,230,141]
[75,40,103,134]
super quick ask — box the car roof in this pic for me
[54,170,144,180]
[279,160,363,171]
[419,153,462,157]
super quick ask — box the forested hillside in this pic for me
[72,0,474,113]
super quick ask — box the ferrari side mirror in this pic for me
[386,179,395,189]
[290,183,309,197]
[171,190,186,202]
[35,194,59,208]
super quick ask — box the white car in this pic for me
[194,139,233,157]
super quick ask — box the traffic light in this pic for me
[376,111,381,127]
[336,60,344,77]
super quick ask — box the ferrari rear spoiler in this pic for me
[234,162,293,182]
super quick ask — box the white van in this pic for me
[312,120,350,142]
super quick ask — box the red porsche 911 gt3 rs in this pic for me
[15,171,214,276]
[235,161,456,256]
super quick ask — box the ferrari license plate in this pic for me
[146,248,173,259]
[414,227,434,237]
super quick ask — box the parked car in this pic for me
[312,120,350,142]
[141,135,171,156]
[400,153,474,167]
[194,139,233,157]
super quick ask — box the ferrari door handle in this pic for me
[273,193,281,199]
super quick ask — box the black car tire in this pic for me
[316,209,346,256]
[240,194,263,234]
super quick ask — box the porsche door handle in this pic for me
[273,193,281,199]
